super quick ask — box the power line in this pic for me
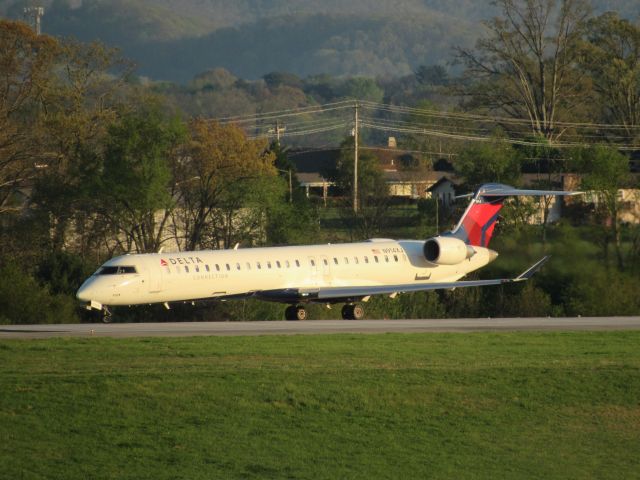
[215,101,354,124]
[212,100,640,150]
[360,121,592,149]
[210,99,640,132]
[360,114,640,142]
[359,100,640,131]
[246,122,349,140]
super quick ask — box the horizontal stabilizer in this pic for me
[477,183,581,198]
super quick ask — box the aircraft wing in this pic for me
[256,256,550,303]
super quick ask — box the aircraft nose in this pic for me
[76,281,95,302]
[488,250,499,262]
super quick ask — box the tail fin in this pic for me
[448,183,581,248]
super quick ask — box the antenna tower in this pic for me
[23,5,45,35]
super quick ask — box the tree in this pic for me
[326,137,391,239]
[0,260,80,325]
[0,20,58,215]
[572,145,631,270]
[174,120,275,250]
[262,141,318,245]
[263,71,303,90]
[30,38,132,253]
[191,68,237,90]
[99,107,186,253]
[337,77,384,103]
[415,65,449,86]
[580,12,640,142]
[403,99,462,164]
[456,0,591,142]
[456,137,522,187]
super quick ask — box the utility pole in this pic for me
[23,6,44,35]
[274,120,286,143]
[353,101,359,214]
[275,168,293,204]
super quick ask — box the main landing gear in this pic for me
[341,304,365,320]
[284,303,365,320]
[285,305,308,321]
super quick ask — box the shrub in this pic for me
[0,261,80,324]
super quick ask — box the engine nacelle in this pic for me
[423,236,474,265]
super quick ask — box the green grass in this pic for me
[1,331,639,479]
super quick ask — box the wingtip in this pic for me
[516,255,551,280]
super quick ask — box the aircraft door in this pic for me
[145,260,163,294]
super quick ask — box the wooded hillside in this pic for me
[2,0,637,81]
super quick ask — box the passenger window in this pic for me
[185,266,189,273]
[354,257,359,264]
[195,265,200,272]
[394,255,398,262]
[364,256,369,264]
[374,256,379,263]
[276,261,281,268]
[285,260,290,268]
[295,260,300,267]
[310,259,315,267]
[323,259,328,266]
[236,263,241,270]
[246,262,251,270]
[344,257,349,264]
[226,264,230,271]
[205,265,210,272]
[384,255,389,263]
[267,261,272,269]
[333,258,338,265]
[257,262,262,269]
[215,264,220,272]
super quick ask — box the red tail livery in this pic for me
[449,183,575,248]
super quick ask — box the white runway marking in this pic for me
[1,317,640,339]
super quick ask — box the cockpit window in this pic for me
[97,266,137,275]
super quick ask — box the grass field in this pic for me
[1,331,639,479]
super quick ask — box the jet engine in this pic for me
[423,236,475,265]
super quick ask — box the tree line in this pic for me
[1,1,639,323]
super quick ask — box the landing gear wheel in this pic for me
[341,304,365,320]
[285,305,307,321]
[102,307,113,324]
[352,304,365,320]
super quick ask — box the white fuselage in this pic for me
[76,239,496,307]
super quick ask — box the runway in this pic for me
[2,317,640,339]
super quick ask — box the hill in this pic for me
[2,0,638,81]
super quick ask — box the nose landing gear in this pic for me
[101,306,113,323]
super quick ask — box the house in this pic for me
[289,146,457,200]
[426,176,457,212]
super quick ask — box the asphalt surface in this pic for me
[1,317,640,339]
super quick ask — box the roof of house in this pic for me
[426,176,457,192]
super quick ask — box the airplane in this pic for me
[76,183,579,321]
